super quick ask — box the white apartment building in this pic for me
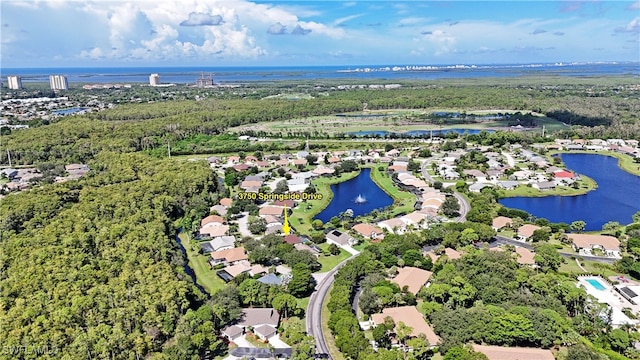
[7,76,23,90]
[149,73,160,86]
[49,75,68,90]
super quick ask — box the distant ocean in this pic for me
[2,62,638,85]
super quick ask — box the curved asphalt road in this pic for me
[306,256,354,359]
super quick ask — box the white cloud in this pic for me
[626,1,640,10]
[615,17,640,33]
[424,29,456,55]
[333,14,364,26]
[180,12,223,26]
[267,22,287,35]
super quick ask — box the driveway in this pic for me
[232,335,255,348]
[268,335,291,349]
[341,245,360,256]
[502,151,516,167]
[237,212,253,238]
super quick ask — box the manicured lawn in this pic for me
[180,233,227,294]
[245,333,272,348]
[499,175,596,198]
[316,244,351,273]
[559,259,619,278]
[297,296,310,315]
[369,165,416,216]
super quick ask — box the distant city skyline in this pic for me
[1,1,639,68]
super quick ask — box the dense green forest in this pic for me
[0,153,226,359]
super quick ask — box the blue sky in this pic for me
[1,0,638,67]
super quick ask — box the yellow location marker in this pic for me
[282,203,291,235]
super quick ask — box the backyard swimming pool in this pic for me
[587,278,607,291]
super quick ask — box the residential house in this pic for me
[515,247,536,266]
[209,247,248,267]
[200,225,229,238]
[292,158,307,167]
[492,216,513,230]
[220,198,233,207]
[258,273,283,286]
[378,218,407,234]
[497,181,520,190]
[232,164,251,172]
[392,266,433,294]
[463,169,486,180]
[222,308,280,341]
[273,199,296,208]
[401,212,428,229]
[425,248,462,262]
[469,183,492,193]
[207,156,222,165]
[201,215,225,228]
[240,180,263,191]
[370,306,440,348]
[209,205,228,217]
[284,234,302,245]
[294,243,321,257]
[326,229,357,247]
[200,235,236,254]
[517,224,541,240]
[472,344,554,360]
[533,181,556,190]
[259,206,284,217]
[569,233,621,258]
[351,223,384,240]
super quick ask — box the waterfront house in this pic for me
[517,224,541,240]
[352,223,384,240]
[492,216,512,230]
[532,181,556,190]
[378,218,407,234]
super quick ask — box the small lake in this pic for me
[346,128,494,137]
[314,168,394,223]
[52,107,88,115]
[404,129,494,137]
[499,153,640,231]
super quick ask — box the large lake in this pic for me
[314,168,394,223]
[499,154,640,231]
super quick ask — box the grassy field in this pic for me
[316,243,352,273]
[559,259,620,278]
[289,170,361,234]
[228,108,568,136]
[498,175,597,198]
[369,165,417,216]
[180,233,228,295]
